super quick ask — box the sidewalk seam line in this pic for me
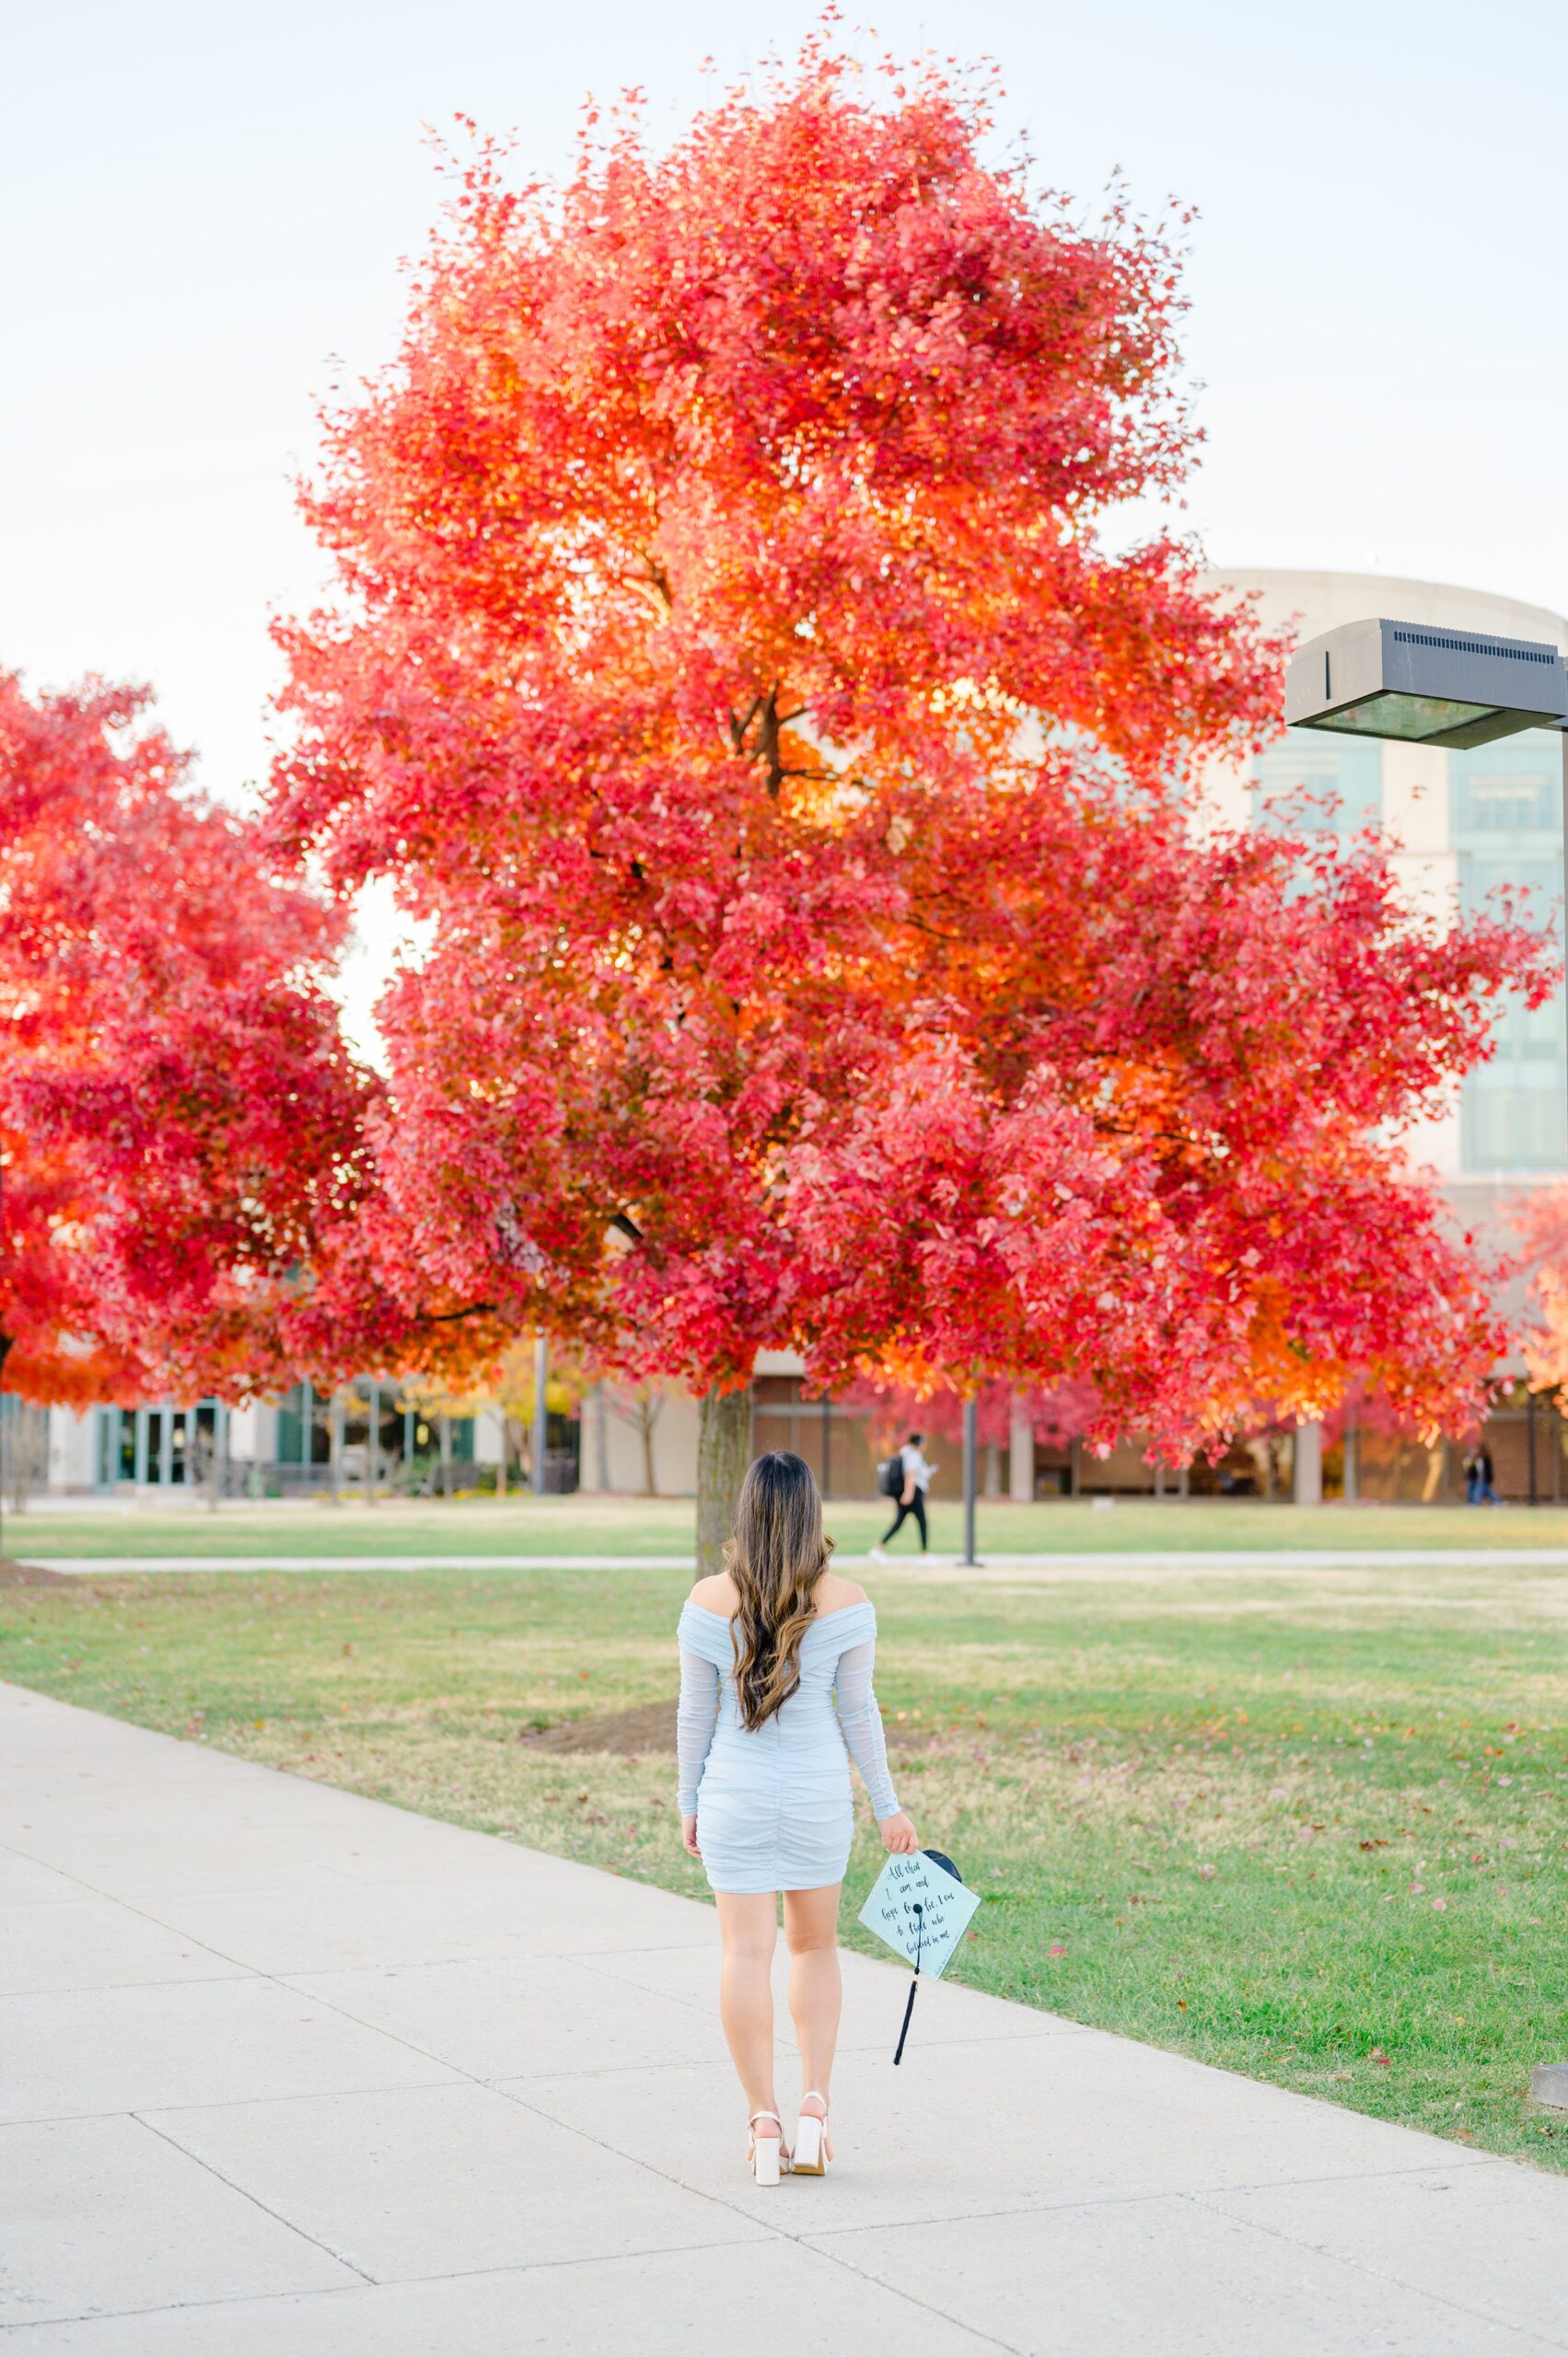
[797,2155,1511,2242]
[1176,2186,1568,2353]
[132,2110,376,2286]
[0,2231,948,2335]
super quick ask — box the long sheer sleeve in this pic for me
[833,1637,900,1819]
[676,1646,720,1815]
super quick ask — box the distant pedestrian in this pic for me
[869,1432,934,1562]
[1466,1444,1499,1505]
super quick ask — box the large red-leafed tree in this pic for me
[273,35,1549,1561]
[0,671,377,1427]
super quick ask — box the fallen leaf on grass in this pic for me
[1370,2049,1393,2069]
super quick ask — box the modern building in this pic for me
[1188,569,1568,1504]
[17,570,1566,1507]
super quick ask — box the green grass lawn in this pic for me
[11,1493,1568,1559]
[3,1550,1563,2168]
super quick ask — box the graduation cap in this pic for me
[858,1847,981,2063]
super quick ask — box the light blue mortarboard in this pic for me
[858,1848,981,2062]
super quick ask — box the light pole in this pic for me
[1285,611,1568,1449]
[1283,617,1568,915]
[531,1332,549,1497]
[961,1396,980,1568]
[1289,613,1568,2114]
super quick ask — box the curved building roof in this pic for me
[1201,565,1568,656]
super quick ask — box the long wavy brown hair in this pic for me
[726,1452,833,1731]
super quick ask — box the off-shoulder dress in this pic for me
[675,1598,900,1895]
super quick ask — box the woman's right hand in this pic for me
[878,1810,920,1853]
[680,1813,702,1860]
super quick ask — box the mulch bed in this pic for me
[514,1697,936,1758]
[0,1559,70,1589]
[516,1700,679,1757]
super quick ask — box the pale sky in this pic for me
[6,0,1566,1045]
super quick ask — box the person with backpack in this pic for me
[869,1431,934,1561]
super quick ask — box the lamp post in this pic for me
[1283,614,1568,869]
[531,1332,549,1497]
[1284,613,1568,1404]
[1290,615,1568,2105]
[961,1397,980,1568]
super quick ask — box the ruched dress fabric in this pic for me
[676,1599,900,1896]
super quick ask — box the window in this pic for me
[276,1384,331,1466]
[1251,728,1382,835]
[1453,730,1564,1172]
[1451,736,1562,835]
[1461,1080,1565,1170]
[749,1377,880,1498]
[276,1384,308,1466]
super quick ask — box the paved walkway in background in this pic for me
[27,1547,1568,1574]
[2,1686,1565,2355]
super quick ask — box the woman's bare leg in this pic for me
[714,1891,782,2142]
[783,1882,842,2146]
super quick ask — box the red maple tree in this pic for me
[0,671,375,1432]
[273,35,1548,1556]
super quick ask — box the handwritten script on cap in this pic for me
[857,1850,981,1980]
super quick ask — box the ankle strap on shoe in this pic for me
[749,2109,783,2129]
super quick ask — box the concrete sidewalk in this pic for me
[1,1687,1564,2355]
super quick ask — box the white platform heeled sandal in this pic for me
[792,2092,830,2177]
[748,2108,787,2188]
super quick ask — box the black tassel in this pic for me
[893,1974,918,2065]
[892,1899,925,2065]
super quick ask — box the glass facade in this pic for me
[750,1376,882,1500]
[1251,727,1382,835]
[1453,729,1566,1170]
[90,1402,220,1488]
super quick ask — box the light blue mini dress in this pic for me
[676,1599,900,1895]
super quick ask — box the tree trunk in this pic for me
[594,1381,610,1493]
[531,1333,549,1496]
[327,1390,343,1506]
[0,1330,10,1565]
[203,1411,223,1514]
[696,1386,749,1581]
[639,1408,658,1499]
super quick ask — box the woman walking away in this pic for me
[676,1452,918,2184]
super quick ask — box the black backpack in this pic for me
[877,1455,905,1499]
